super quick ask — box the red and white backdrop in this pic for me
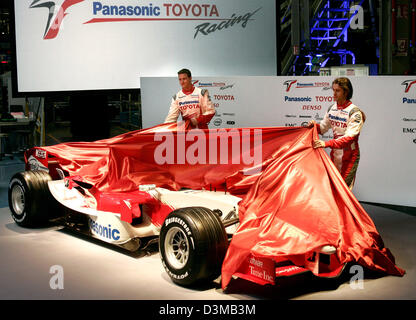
[141,76,416,207]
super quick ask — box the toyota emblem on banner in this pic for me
[213,118,222,126]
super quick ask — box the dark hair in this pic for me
[177,68,192,78]
[332,77,353,100]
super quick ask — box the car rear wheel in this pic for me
[8,170,61,227]
[160,207,228,287]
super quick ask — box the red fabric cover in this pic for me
[37,122,306,194]
[221,124,404,288]
[324,134,356,149]
[33,122,405,287]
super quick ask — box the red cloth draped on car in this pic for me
[32,122,405,286]
[219,124,405,288]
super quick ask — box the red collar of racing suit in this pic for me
[182,86,195,95]
[336,100,352,110]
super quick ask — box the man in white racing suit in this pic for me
[308,77,365,189]
[165,68,215,129]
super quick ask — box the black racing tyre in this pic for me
[160,207,228,287]
[8,170,60,227]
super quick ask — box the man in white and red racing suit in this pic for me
[308,77,365,189]
[165,68,215,129]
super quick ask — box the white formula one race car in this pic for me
[8,168,241,286]
[9,123,349,289]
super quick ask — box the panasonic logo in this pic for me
[329,114,347,122]
[179,100,199,106]
[284,96,312,102]
[403,98,416,104]
[89,220,120,241]
[93,2,161,16]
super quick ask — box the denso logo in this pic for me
[89,220,120,241]
[302,105,321,110]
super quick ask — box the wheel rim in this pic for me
[11,184,25,216]
[164,226,190,269]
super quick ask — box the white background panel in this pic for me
[141,76,416,207]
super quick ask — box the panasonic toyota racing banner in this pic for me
[13,0,276,92]
[141,75,416,208]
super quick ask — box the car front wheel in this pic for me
[8,170,59,227]
[160,207,228,287]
